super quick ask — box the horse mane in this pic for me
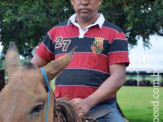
[55,98,81,122]
[54,98,97,122]
[24,63,37,70]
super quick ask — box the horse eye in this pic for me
[30,105,44,114]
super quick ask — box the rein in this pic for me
[40,67,51,122]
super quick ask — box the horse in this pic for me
[0,42,96,122]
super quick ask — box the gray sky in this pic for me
[128,35,163,69]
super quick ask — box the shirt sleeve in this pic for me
[108,32,130,66]
[35,33,55,63]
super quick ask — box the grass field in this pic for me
[117,86,163,122]
[50,82,163,122]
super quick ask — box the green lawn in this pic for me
[51,82,163,122]
[117,86,163,122]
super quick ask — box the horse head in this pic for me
[0,42,78,122]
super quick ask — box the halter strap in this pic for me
[40,67,51,122]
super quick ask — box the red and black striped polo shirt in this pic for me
[35,20,130,104]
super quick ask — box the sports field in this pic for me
[117,86,163,122]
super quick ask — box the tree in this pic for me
[0,0,72,57]
[0,0,162,57]
[101,0,163,47]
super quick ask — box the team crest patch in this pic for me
[91,37,104,54]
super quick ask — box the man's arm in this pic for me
[70,63,126,117]
[31,54,48,68]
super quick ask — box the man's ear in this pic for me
[71,0,74,5]
[99,0,103,5]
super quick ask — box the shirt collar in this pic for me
[67,13,105,29]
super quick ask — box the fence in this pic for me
[125,71,163,86]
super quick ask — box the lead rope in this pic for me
[40,67,51,122]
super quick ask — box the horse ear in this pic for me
[43,47,77,81]
[5,42,22,77]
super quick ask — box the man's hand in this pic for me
[69,98,92,117]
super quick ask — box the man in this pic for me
[31,0,130,121]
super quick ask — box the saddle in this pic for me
[85,107,110,120]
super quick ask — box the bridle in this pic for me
[41,67,67,122]
[40,67,51,122]
[40,67,96,122]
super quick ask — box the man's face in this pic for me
[71,0,102,21]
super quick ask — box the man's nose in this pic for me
[80,0,89,5]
